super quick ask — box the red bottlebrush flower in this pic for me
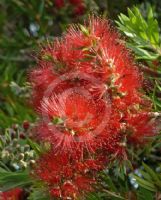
[29,16,157,199]
[54,0,64,8]
[0,188,23,200]
[33,151,98,199]
[126,113,156,143]
[30,16,157,154]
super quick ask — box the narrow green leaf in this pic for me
[132,175,156,192]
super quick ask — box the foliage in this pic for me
[0,168,32,191]
[116,5,161,61]
[116,5,161,112]
[132,162,161,192]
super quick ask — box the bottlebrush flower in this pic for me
[30,16,157,199]
[30,15,156,152]
[125,113,156,143]
[0,188,23,200]
[33,151,104,199]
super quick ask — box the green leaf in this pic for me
[0,169,33,191]
[137,187,154,200]
[132,175,156,192]
[116,5,160,61]
[102,174,117,192]
[103,189,124,199]
[139,170,152,181]
[142,163,161,187]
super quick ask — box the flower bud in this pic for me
[1,150,10,159]
[15,144,21,151]
[19,160,27,169]
[19,132,25,139]
[23,120,30,130]
[18,153,24,160]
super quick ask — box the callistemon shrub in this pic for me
[29,16,156,199]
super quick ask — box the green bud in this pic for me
[18,153,24,160]
[1,150,10,159]
[19,160,27,169]
[27,150,35,158]
[15,144,21,151]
